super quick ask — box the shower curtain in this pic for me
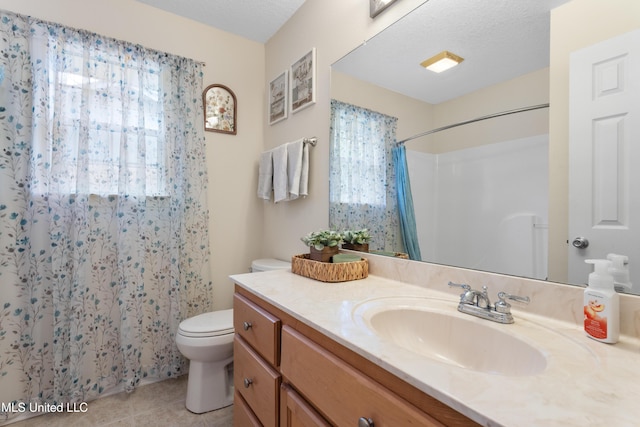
[393,145,422,260]
[0,10,212,417]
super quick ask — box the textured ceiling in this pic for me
[333,0,571,104]
[136,0,307,43]
[137,0,570,105]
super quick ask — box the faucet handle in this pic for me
[448,281,471,291]
[499,292,530,304]
[495,291,530,313]
[449,282,476,305]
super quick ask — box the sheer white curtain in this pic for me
[329,100,401,252]
[0,10,212,415]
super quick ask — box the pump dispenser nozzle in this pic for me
[607,253,632,292]
[584,259,614,289]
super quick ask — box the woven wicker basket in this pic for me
[291,254,368,282]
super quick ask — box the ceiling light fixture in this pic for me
[420,51,464,73]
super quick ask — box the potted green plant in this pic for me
[301,230,343,262]
[341,228,371,252]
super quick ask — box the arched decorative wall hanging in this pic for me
[203,84,237,135]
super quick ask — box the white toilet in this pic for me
[176,258,290,414]
[251,258,291,272]
[176,309,234,413]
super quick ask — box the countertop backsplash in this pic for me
[344,250,640,342]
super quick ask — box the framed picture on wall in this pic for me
[203,84,237,135]
[269,70,288,125]
[290,48,316,114]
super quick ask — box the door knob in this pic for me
[572,237,589,249]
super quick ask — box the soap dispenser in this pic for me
[584,259,619,344]
[607,253,632,293]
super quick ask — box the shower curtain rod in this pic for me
[395,103,550,145]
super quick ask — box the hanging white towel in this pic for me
[272,144,288,203]
[299,142,309,197]
[287,139,304,200]
[257,150,273,200]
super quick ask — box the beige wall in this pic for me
[267,0,640,286]
[332,66,548,156]
[263,0,428,262]
[429,68,549,154]
[330,70,434,145]
[7,0,636,306]
[0,0,427,309]
[548,0,640,283]
[264,0,548,266]
[0,0,265,309]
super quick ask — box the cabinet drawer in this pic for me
[234,391,262,427]
[234,293,281,366]
[235,336,281,427]
[280,383,331,427]
[281,326,444,427]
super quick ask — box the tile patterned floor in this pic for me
[6,376,233,427]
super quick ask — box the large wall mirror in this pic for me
[330,0,640,296]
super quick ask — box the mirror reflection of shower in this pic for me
[406,129,548,280]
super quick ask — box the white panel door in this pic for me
[569,29,640,290]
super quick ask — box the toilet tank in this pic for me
[251,258,291,272]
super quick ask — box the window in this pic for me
[329,100,394,207]
[329,99,401,251]
[35,41,168,197]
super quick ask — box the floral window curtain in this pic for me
[329,99,401,252]
[0,10,212,416]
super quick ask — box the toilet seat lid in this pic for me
[178,309,234,337]
[251,258,291,271]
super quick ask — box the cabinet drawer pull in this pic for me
[358,417,374,427]
[243,321,252,331]
[243,378,253,388]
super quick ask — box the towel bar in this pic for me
[303,137,317,147]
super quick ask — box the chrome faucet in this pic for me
[448,282,530,324]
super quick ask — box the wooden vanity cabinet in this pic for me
[280,326,444,426]
[234,286,480,427]
[233,293,282,427]
[234,391,262,427]
[234,337,280,426]
[280,383,331,427]
[233,293,280,365]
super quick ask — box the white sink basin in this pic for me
[352,297,548,376]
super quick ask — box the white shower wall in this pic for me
[407,134,549,280]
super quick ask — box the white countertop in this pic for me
[230,269,640,427]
